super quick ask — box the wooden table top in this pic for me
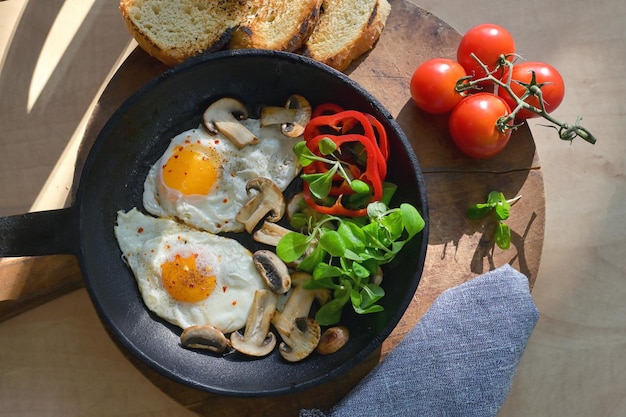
[0,1,543,415]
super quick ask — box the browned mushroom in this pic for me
[235,177,286,233]
[203,97,259,149]
[277,317,321,362]
[180,325,231,353]
[271,272,330,362]
[253,221,292,246]
[253,250,291,294]
[230,289,278,357]
[315,326,350,355]
[260,94,312,137]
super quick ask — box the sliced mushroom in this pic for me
[271,272,330,362]
[278,317,321,362]
[259,94,312,137]
[282,95,312,137]
[274,272,330,322]
[253,221,292,246]
[259,106,298,126]
[253,250,291,294]
[230,289,278,357]
[235,177,286,233]
[315,326,350,355]
[180,325,231,353]
[203,97,259,149]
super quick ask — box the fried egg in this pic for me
[143,120,301,234]
[114,208,267,333]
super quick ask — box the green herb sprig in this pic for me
[294,139,371,200]
[276,201,425,326]
[467,191,521,250]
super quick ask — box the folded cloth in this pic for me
[300,264,539,417]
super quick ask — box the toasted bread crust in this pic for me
[119,0,244,66]
[301,0,391,71]
[229,0,323,51]
[119,0,390,70]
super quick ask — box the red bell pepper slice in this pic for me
[301,133,384,216]
[364,113,389,161]
[311,103,345,118]
[304,110,387,178]
[302,185,369,217]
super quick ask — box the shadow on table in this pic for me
[396,98,543,283]
[0,0,130,215]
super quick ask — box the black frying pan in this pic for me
[0,50,428,396]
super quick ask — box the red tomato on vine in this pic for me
[449,93,513,158]
[498,61,565,120]
[457,24,515,80]
[409,58,467,114]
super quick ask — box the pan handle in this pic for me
[0,207,79,257]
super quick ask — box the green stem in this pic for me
[456,53,597,145]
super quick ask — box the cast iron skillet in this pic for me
[0,50,429,396]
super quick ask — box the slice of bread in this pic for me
[119,0,246,66]
[300,0,391,71]
[119,0,391,71]
[229,0,323,52]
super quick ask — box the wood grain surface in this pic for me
[0,1,543,415]
[3,0,625,415]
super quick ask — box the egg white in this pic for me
[114,208,267,333]
[143,120,301,234]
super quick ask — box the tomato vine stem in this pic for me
[455,53,597,145]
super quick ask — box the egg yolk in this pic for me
[161,143,220,196]
[161,253,217,303]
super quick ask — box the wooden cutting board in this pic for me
[0,1,544,415]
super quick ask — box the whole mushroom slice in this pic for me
[259,94,312,137]
[253,250,291,294]
[235,177,286,233]
[180,325,231,353]
[273,272,330,324]
[230,289,278,357]
[278,317,321,362]
[203,97,259,149]
[259,106,298,126]
[253,221,292,246]
[271,272,330,362]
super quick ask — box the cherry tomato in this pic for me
[498,61,565,120]
[457,24,515,80]
[409,58,467,114]
[449,93,513,158]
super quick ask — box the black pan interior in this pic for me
[76,49,428,396]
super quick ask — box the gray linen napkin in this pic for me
[300,264,539,417]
